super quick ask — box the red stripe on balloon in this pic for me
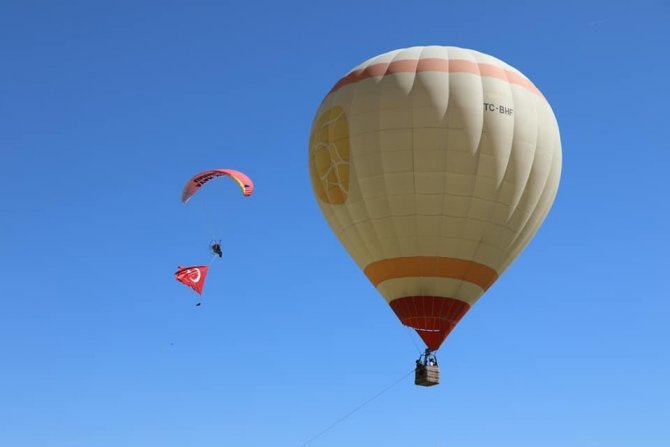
[389,296,471,351]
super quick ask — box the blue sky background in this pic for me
[1,1,669,446]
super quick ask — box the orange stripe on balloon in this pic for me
[363,256,499,291]
[329,58,544,99]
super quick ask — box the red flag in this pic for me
[175,265,209,295]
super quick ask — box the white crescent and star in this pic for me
[186,268,201,283]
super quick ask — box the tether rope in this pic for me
[298,367,415,447]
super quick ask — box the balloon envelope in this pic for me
[308,46,562,351]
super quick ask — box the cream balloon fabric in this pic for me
[309,46,561,350]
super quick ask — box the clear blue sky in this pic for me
[1,1,668,446]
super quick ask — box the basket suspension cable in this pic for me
[404,325,423,355]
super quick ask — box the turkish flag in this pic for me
[175,265,209,295]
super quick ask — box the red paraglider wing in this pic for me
[175,265,209,295]
[181,169,254,203]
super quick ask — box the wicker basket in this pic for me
[415,365,440,386]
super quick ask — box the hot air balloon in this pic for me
[308,46,561,384]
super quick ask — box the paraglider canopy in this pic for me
[181,168,254,203]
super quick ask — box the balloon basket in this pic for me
[415,364,440,386]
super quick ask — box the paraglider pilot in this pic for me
[210,241,223,257]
